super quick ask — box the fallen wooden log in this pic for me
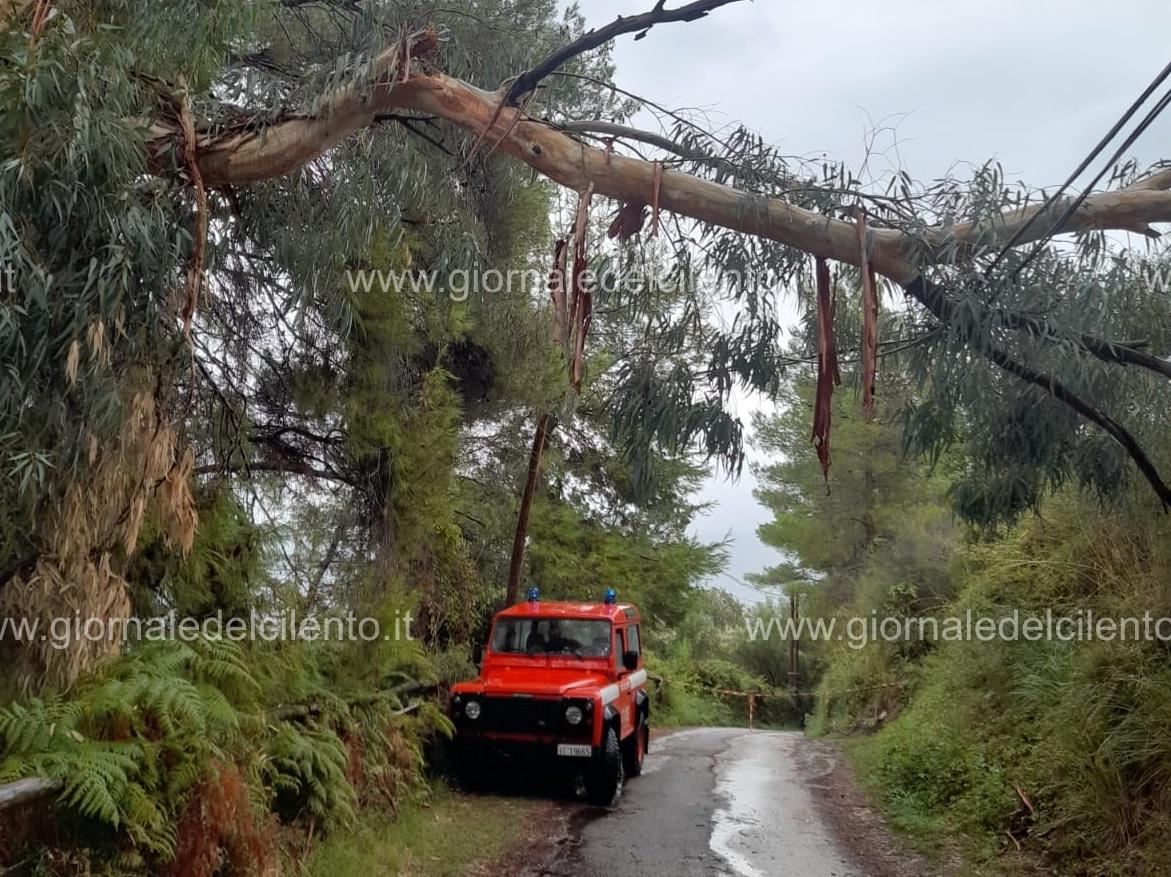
[0,777,60,812]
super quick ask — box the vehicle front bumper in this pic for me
[453,734,600,767]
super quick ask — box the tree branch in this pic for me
[160,29,440,186]
[177,47,1171,282]
[502,0,746,106]
[377,72,1171,282]
[906,277,1171,509]
[556,119,750,174]
[926,289,1171,380]
[195,459,356,486]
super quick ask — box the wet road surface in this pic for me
[539,727,864,877]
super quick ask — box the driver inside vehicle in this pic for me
[525,622,547,653]
[546,621,574,653]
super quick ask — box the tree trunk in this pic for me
[184,64,1171,285]
[505,412,551,606]
[0,777,59,812]
[788,589,800,694]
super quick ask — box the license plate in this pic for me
[556,744,592,758]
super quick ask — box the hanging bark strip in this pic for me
[548,238,569,343]
[176,78,208,340]
[570,185,595,392]
[572,268,594,391]
[650,160,663,238]
[607,200,647,241]
[27,0,50,47]
[505,412,552,606]
[856,212,879,422]
[812,257,840,483]
[603,161,661,242]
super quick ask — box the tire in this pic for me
[623,715,648,778]
[584,726,623,806]
[454,748,485,792]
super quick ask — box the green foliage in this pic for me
[0,629,455,870]
[755,347,1171,872]
[0,639,258,857]
[527,497,721,633]
[128,485,266,619]
[647,640,797,729]
[0,0,738,872]
[302,786,543,877]
[846,493,1171,874]
[751,371,961,727]
[12,2,1169,876]
[0,0,254,527]
[262,720,355,831]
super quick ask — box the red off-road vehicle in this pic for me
[449,588,649,805]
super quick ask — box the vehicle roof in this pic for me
[496,600,639,622]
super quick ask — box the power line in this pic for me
[985,58,1171,279]
[1009,83,1171,280]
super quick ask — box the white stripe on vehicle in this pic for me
[599,684,620,704]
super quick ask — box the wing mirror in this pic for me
[622,650,639,672]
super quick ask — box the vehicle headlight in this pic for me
[565,705,583,725]
[464,700,482,720]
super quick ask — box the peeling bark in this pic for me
[165,30,438,187]
[812,258,839,483]
[182,66,1171,287]
[139,28,1171,505]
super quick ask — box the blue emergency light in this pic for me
[603,588,617,604]
[526,586,540,602]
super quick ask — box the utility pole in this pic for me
[788,589,800,694]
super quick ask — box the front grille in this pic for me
[481,696,562,734]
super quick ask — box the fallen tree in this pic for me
[7,0,1171,517]
[160,22,1171,282]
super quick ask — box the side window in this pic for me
[628,625,641,657]
[614,628,626,672]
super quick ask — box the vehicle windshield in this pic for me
[491,617,612,658]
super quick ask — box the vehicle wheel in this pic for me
[454,749,485,792]
[623,715,648,778]
[584,726,623,806]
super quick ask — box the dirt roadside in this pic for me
[794,734,937,877]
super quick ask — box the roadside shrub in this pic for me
[846,493,1171,874]
[0,636,450,874]
[163,763,275,877]
[647,650,797,727]
[807,636,907,735]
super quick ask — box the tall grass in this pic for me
[844,493,1171,875]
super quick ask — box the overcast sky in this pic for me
[573,0,1171,603]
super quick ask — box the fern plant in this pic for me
[260,720,356,831]
[0,638,261,859]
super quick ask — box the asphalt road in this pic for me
[540,728,865,877]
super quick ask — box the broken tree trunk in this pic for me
[505,412,552,607]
